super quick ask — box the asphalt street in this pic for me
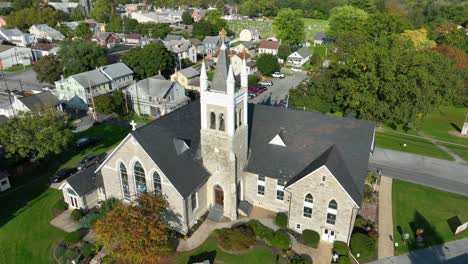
[370,147,468,196]
[249,68,307,105]
[0,69,51,93]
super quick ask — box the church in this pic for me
[95,33,375,244]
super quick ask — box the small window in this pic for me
[257,185,265,195]
[239,108,242,126]
[276,190,284,200]
[327,213,336,225]
[258,175,265,182]
[191,192,198,212]
[153,171,162,195]
[322,176,326,182]
[219,113,225,131]
[210,112,216,129]
[277,180,286,187]
[305,194,313,204]
[329,200,338,210]
[296,223,301,230]
[303,206,312,218]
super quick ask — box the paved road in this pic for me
[370,147,468,196]
[0,69,51,93]
[249,68,307,105]
[370,238,468,264]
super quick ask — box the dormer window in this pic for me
[269,134,286,147]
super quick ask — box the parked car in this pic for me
[75,137,99,150]
[77,154,98,170]
[248,92,257,99]
[248,86,264,94]
[272,72,285,78]
[291,68,301,72]
[258,80,273,86]
[50,168,78,183]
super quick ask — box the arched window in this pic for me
[305,194,313,203]
[134,161,147,194]
[120,163,130,200]
[327,200,337,225]
[210,112,216,129]
[329,200,338,210]
[219,113,225,131]
[303,193,313,218]
[153,171,162,195]
[239,108,242,126]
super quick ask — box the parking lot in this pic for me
[249,68,307,106]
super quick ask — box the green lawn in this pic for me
[4,64,32,72]
[302,18,329,41]
[392,180,468,255]
[175,237,281,264]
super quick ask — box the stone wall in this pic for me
[243,172,290,213]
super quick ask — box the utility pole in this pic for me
[1,71,14,116]
[87,79,97,121]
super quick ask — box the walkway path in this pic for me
[417,131,465,163]
[50,210,79,232]
[292,242,332,264]
[378,176,394,259]
[370,147,468,196]
[369,238,468,264]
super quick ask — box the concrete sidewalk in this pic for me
[378,176,394,259]
[50,210,79,232]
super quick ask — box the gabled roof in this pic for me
[258,40,280,50]
[245,104,375,205]
[101,63,133,79]
[70,63,133,87]
[66,163,99,196]
[179,67,199,79]
[292,47,312,58]
[164,34,183,42]
[126,33,142,39]
[18,91,60,111]
[131,102,210,197]
[135,76,177,98]
[203,35,230,45]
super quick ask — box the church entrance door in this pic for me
[214,185,224,207]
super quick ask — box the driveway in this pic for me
[249,68,307,105]
[370,147,468,196]
[369,238,468,264]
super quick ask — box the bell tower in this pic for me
[199,29,249,220]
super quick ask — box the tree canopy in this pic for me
[32,55,63,84]
[182,11,194,25]
[257,54,280,76]
[122,42,175,80]
[75,23,92,39]
[59,40,107,77]
[94,193,173,263]
[273,8,305,45]
[328,5,369,39]
[0,108,73,161]
[105,17,171,38]
[6,7,59,31]
[89,0,112,23]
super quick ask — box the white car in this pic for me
[271,72,285,78]
[258,80,273,86]
[291,68,301,72]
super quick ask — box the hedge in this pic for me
[271,231,290,250]
[333,241,349,256]
[338,255,350,264]
[248,220,274,242]
[81,243,95,257]
[290,254,312,264]
[64,231,82,244]
[70,209,82,221]
[79,213,100,229]
[302,229,320,248]
[274,213,288,228]
[53,199,68,211]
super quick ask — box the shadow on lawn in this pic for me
[188,250,216,264]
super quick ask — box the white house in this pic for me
[0,170,11,192]
[29,24,65,42]
[10,91,62,116]
[230,50,256,75]
[60,163,102,210]
[163,34,197,63]
[31,43,59,60]
[287,47,312,67]
[258,40,280,56]
[126,74,189,117]
[0,28,36,47]
[239,28,259,42]
[0,45,33,70]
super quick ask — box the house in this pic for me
[191,38,203,54]
[92,32,119,48]
[29,24,65,42]
[125,3,146,12]
[96,31,375,243]
[163,34,197,63]
[60,163,103,210]
[232,41,256,57]
[31,43,59,60]
[0,28,36,47]
[239,28,259,42]
[258,40,280,55]
[287,47,312,67]
[170,66,200,90]
[125,33,143,46]
[203,32,230,58]
[314,32,332,46]
[0,45,33,70]
[11,91,62,115]
[191,8,206,22]
[48,2,80,14]
[54,63,134,105]
[61,21,80,31]
[126,74,190,117]
[230,50,256,75]
[0,170,11,192]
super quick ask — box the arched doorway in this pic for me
[214,185,224,207]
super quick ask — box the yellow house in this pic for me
[170,66,200,91]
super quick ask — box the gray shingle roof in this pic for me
[18,91,60,111]
[0,115,8,126]
[203,35,230,46]
[314,32,326,41]
[245,104,375,205]
[295,47,312,58]
[66,163,99,196]
[72,69,109,87]
[164,34,183,42]
[131,101,210,197]
[101,63,133,79]
[210,47,230,92]
[135,76,177,98]
[179,67,199,79]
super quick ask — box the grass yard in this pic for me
[175,237,281,264]
[309,45,332,58]
[302,18,329,41]
[4,64,32,72]
[392,179,468,255]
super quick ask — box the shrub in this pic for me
[70,209,82,221]
[274,213,288,228]
[354,217,370,229]
[364,184,373,201]
[302,229,320,248]
[248,74,259,84]
[338,255,350,264]
[98,198,118,217]
[290,254,312,264]
[79,212,100,229]
[53,199,68,211]
[64,231,82,244]
[350,233,376,261]
[257,53,280,76]
[248,220,274,242]
[215,224,256,251]
[271,231,290,250]
[333,241,349,256]
[81,243,95,257]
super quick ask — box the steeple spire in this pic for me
[200,59,208,90]
[241,58,248,88]
[226,62,235,95]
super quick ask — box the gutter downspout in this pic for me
[183,196,189,234]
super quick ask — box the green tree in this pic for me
[70,7,84,21]
[328,5,369,39]
[0,108,73,161]
[182,11,194,25]
[90,0,112,23]
[56,24,73,38]
[363,13,412,43]
[257,54,280,76]
[204,10,228,32]
[192,20,217,40]
[435,22,468,53]
[75,22,92,39]
[59,40,106,77]
[273,8,304,44]
[240,0,258,17]
[122,42,175,80]
[6,7,59,31]
[94,91,127,115]
[277,44,291,60]
[32,55,63,84]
